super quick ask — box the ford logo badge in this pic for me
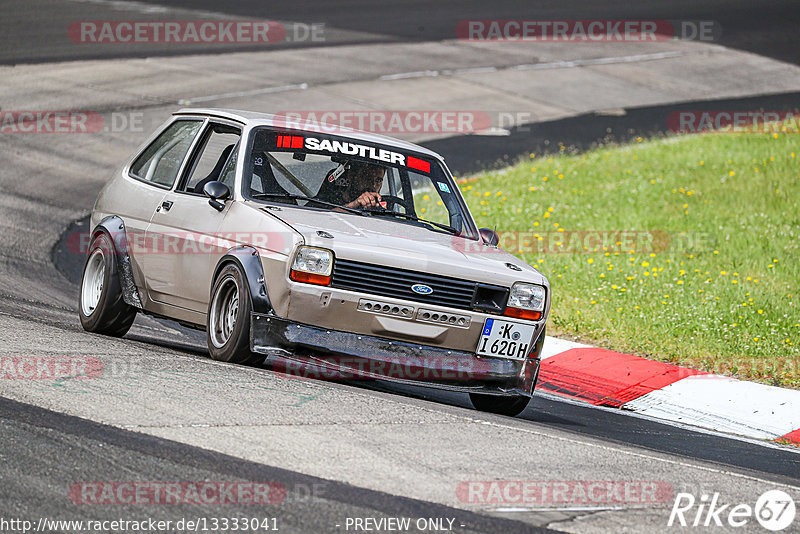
[411,284,434,295]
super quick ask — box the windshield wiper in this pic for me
[368,210,459,235]
[250,193,367,216]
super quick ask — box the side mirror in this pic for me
[203,181,230,212]
[479,228,499,247]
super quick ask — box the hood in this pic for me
[261,205,548,288]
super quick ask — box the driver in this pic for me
[316,161,386,209]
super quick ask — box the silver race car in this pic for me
[79,109,550,416]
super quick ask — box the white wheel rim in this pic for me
[81,249,105,316]
[210,276,239,348]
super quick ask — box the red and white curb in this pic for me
[539,337,800,445]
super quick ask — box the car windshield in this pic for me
[243,127,475,237]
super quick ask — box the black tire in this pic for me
[79,233,137,336]
[207,263,259,364]
[469,393,531,417]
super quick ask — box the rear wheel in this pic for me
[79,233,137,336]
[469,393,531,417]
[207,263,259,364]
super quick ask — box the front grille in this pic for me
[331,259,508,313]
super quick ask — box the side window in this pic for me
[180,123,241,194]
[129,120,202,187]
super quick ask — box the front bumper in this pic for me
[250,313,543,396]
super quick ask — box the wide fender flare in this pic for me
[91,215,143,309]
[212,245,273,315]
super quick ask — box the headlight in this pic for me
[505,282,545,320]
[290,246,333,285]
[508,283,545,311]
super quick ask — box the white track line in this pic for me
[181,51,685,105]
[68,0,232,18]
[178,83,309,105]
[540,336,592,359]
[623,375,800,440]
[539,335,800,443]
[379,51,685,80]
[536,389,800,455]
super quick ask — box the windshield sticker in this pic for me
[279,134,433,173]
[277,135,304,149]
[303,136,405,165]
[437,182,451,193]
[407,156,431,173]
[328,163,346,182]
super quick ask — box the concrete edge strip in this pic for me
[540,336,800,445]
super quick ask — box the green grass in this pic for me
[456,131,799,387]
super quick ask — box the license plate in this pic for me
[475,318,536,360]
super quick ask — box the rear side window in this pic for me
[129,120,202,187]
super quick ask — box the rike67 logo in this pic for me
[669,490,796,531]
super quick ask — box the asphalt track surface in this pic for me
[0,397,548,534]
[145,0,800,65]
[2,0,798,65]
[2,1,800,532]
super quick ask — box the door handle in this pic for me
[160,201,173,212]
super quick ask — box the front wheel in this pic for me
[79,233,137,336]
[469,393,531,417]
[207,263,259,365]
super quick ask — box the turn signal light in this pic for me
[290,270,331,286]
[503,307,542,321]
